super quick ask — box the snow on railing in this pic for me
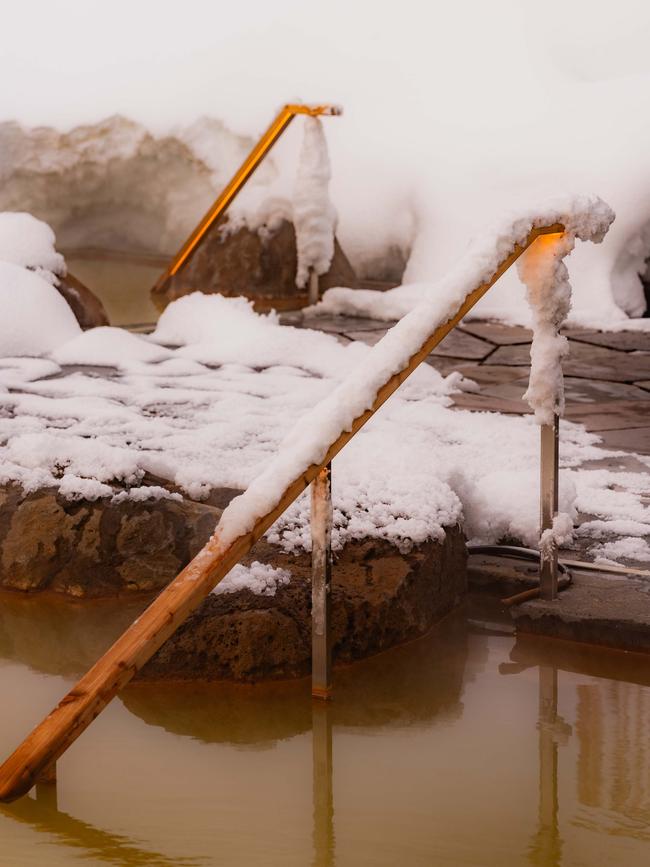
[0,198,614,802]
[151,103,342,301]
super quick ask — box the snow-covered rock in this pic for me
[0,261,81,356]
[0,212,65,282]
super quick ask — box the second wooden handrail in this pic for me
[0,222,564,802]
[151,103,341,298]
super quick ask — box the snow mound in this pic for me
[213,561,291,597]
[315,196,614,323]
[52,326,172,368]
[0,212,65,283]
[0,261,81,357]
[151,292,367,378]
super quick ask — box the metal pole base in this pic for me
[540,416,559,601]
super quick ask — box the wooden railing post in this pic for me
[311,463,333,699]
[540,415,559,600]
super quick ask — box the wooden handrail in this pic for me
[151,103,342,298]
[0,221,564,802]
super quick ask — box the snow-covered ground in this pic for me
[1,203,649,566]
[1,292,649,564]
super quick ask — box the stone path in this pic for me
[290,312,650,453]
[287,312,650,570]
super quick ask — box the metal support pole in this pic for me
[311,463,333,699]
[540,415,559,600]
[311,701,334,866]
[308,270,320,306]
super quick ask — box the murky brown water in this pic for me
[65,254,164,327]
[1,593,649,866]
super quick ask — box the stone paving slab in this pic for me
[425,356,478,377]
[297,314,392,333]
[460,322,533,345]
[565,401,650,432]
[511,571,650,653]
[593,427,650,453]
[451,364,531,386]
[450,392,530,415]
[564,329,650,352]
[301,314,650,457]
[486,340,650,382]
[429,329,494,360]
[563,377,650,403]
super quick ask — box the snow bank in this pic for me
[293,117,336,288]
[0,261,81,357]
[151,292,366,378]
[0,212,65,283]
[1,285,646,562]
[52,326,171,368]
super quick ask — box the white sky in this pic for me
[1,0,650,136]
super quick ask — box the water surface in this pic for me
[1,593,649,866]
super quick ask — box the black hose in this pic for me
[466,543,572,605]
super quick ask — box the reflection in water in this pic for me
[65,255,163,327]
[3,599,650,864]
[0,590,152,677]
[574,681,650,841]
[120,615,471,746]
[528,666,571,867]
[508,634,650,864]
[1,787,204,867]
[312,702,334,867]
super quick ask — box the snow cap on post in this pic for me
[293,117,338,289]
[516,195,615,424]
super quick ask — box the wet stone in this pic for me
[425,356,476,377]
[564,329,650,352]
[0,483,218,596]
[299,314,394,334]
[451,392,530,415]
[430,329,494,361]
[565,401,650,432]
[483,344,533,366]
[460,321,533,345]
[592,427,650,454]
[140,528,468,682]
[452,364,531,386]
[563,377,650,403]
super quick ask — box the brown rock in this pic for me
[140,527,467,682]
[0,484,218,596]
[151,217,359,313]
[56,271,110,328]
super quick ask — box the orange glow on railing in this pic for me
[152,103,341,293]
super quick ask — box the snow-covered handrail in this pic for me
[0,201,614,802]
[151,103,341,298]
